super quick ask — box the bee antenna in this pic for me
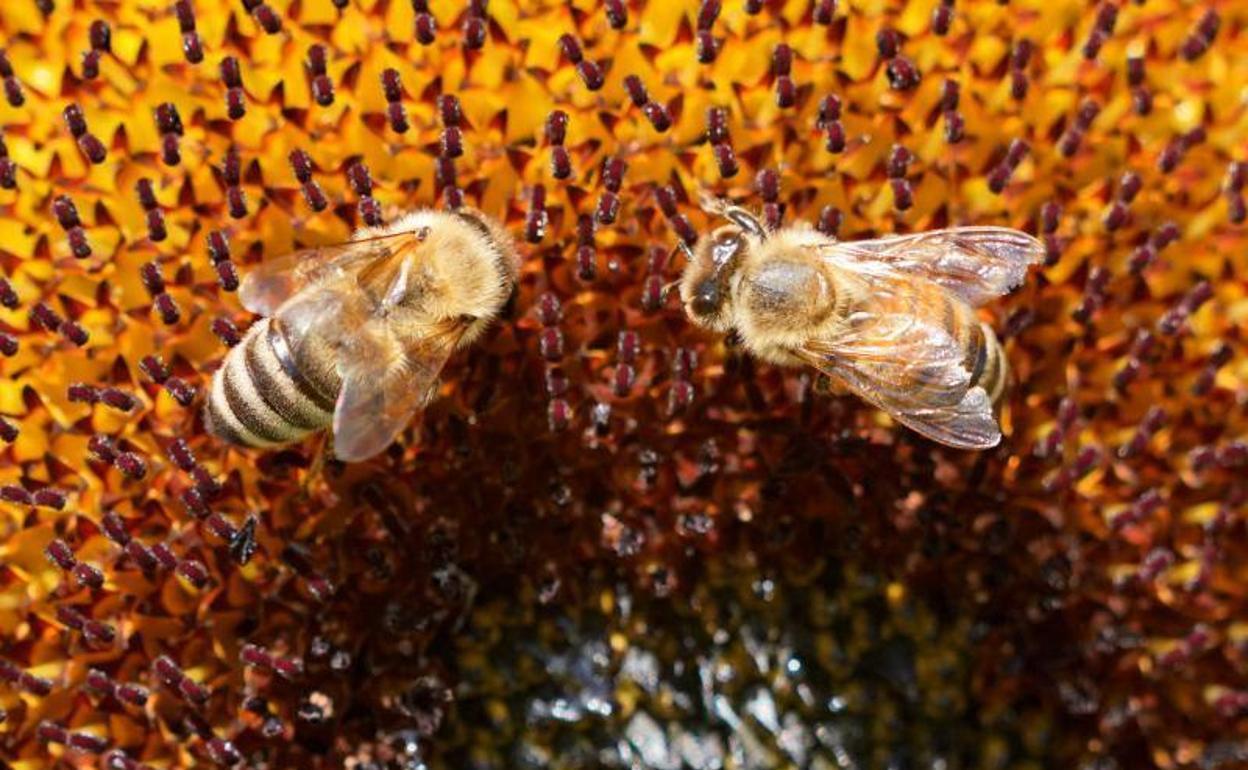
[675,240,694,262]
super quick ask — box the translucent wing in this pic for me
[795,270,1001,449]
[239,230,424,316]
[331,320,467,462]
[821,227,1043,307]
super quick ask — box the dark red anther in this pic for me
[155,102,183,135]
[1229,193,1247,224]
[762,202,781,229]
[544,326,569,359]
[249,3,282,32]
[545,110,568,144]
[77,133,106,163]
[67,731,109,754]
[596,192,620,224]
[617,331,640,364]
[938,79,960,112]
[73,562,104,588]
[773,43,794,76]
[462,15,487,48]
[1126,54,1144,86]
[671,214,696,245]
[0,277,16,308]
[31,302,64,331]
[887,145,912,179]
[1127,245,1157,275]
[1004,69,1027,100]
[0,331,16,356]
[385,102,409,133]
[90,20,112,51]
[613,364,636,397]
[311,75,334,106]
[1226,161,1247,192]
[775,76,796,108]
[602,156,627,193]
[434,156,456,188]
[359,196,383,226]
[755,168,780,202]
[45,538,77,570]
[205,513,238,541]
[66,227,91,259]
[60,319,89,346]
[139,355,169,383]
[37,722,69,744]
[544,367,568,397]
[69,382,99,403]
[641,101,671,132]
[814,0,836,24]
[941,111,963,144]
[891,179,913,211]
[1011,38,1033,69]
[549,145,572,179]
[875,29,899,60]
[1075,98,1101,130]
[176,560,210,589]
[547,398,571,431]
[52,195,81,229]
[575,245,596,281]
[215,260,240,290]
[1039,202,1061,233]
[152,656,182,686]
[1094,2,1117,32]
[305,43,327,76]
[224,185,245,218]
[886,56,921,90]
[182,31,204,63]
[218,57,242,91]
[63,104,88,137]
[440,126,463,158]
[100,388,136,412]
[154,293,181,325]
[160,133,181,165]
[347,162,373,195]
[987,164,1012,194]
[174,0,196,31]
[576,60,605,90]
[1196,8,1221,40]
[116,684,149,708]
[288,149,314,183]
[817,95,842,129]
[1127,87,1150,116]
[135,178,159,211]
[140,262,165,295]
[115,452,147,479]
[4,77,25,107]
[150,542,178,571]
[655,185,678,217]
[820,119,845,152]
[713,143,738,178]
[1082,27,1106,60]
[125,541,158,572]
[1058,127,1084,158]
[80,48,98,80]
[90,435,119,464]
[0,485,32,505]
[624,74,648,107]
[558,33,584,64]
[930,1,953,34]
[536,293,562,326]
[1103,201,1128,231]
[181,487,210,519]
[697,0,721,29]
[32,487,65,510]
[696,31,719,63]
[707,107,730,145]
[414,12,437,44]
[0,157,17,188]
[814,205,842,236]
[378,68,403,104]
[205,738,242,767]
[1118,171,1142,202]
[525,203,548,244]
[1151,221,1181,250]
[167,437,196,471]
[1004,138,1029,168]
[605,0,627,28]
[165,377,194,405]
[443,185,465,208]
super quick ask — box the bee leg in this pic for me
[724,207,767,239]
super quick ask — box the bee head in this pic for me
[679,206,765,332]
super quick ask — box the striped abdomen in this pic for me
[944,295,1009,406]
[205,318,339,449]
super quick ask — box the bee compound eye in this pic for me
[691,280,720,316]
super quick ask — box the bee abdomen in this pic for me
[204,318,334,449]
[971,322,1008,405]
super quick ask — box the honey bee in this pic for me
[206,208,520,461]
[678,200,1043,449]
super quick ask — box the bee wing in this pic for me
[820,227,1043,307]
[238,230,424,316]
[795,271,1001,449]
[330,320,467,462]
